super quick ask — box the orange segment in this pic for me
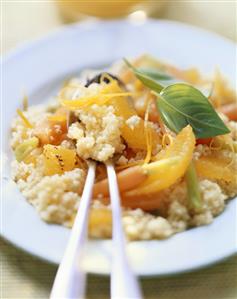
[125,125,195,196]
[195,154,236,183]
[107,83,160,150]
[43,145,77,176]
[88,209,112,237]
[34,109,68,146]
[155,126,194,161]
[60,79,161,150]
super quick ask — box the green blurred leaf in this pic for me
[138,67,173,81]
[123,59,164,93]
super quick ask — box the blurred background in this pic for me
[1,1,237,299]
[2,0,237,54]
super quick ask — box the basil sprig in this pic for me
[156,84,230,138]
[124,59,230,138]
[124,58,231,210]
[124,59,164,93]
[138,67,173,81]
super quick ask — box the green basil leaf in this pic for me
[155,83,230,138]
[138,67,173,81]
[123,59,164,93]
[138,67,181,88]
[124,58,230,138]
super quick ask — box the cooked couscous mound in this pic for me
[68,104,124,161]
[11,55,237,240]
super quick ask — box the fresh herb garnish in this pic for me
[124,58,231,209]
[124,59,164,93]
[138,67,173,81]
[124,59,230,139]
[156,83,230,138]
[185,161,202,210]
[138,67,179,87]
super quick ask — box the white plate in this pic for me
[2,19,237,276]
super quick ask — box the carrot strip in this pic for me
[99,192,166,212]
[115,160,143,170]
[121,194,165,211]
[218,103,237,121]
[93,165,148,197]
[156,109,166,135]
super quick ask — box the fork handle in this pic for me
[50,161,96,299]
[106,162,143,299]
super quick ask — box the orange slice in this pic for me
[125,125,195,196]
[88,209,112,237]
[43,145,77,176]
[195,153,236,183]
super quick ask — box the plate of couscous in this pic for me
[2,19,237,276]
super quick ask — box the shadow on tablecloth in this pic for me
[1,238,237,299]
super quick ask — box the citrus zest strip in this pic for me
[17,109,33,128]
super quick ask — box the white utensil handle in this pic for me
[50,161,96,299]
[106,162,143,299]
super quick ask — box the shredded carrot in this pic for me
[143,99,152,164]
[59,78,137,110]
[116,160,143,170]
[157,111,166,135]
[47,114,67,122]
[208,135,235,168]
[202,136,235,169]
[17,109,33,128]
[226,155,235,168]
[211,135,235,154]
[162,133,173,148]
[209,138,222,151]
[59,92,134,109]
[154,96,166,134]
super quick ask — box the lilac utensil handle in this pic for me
[106,162,143,299]
[50,161,96,299]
